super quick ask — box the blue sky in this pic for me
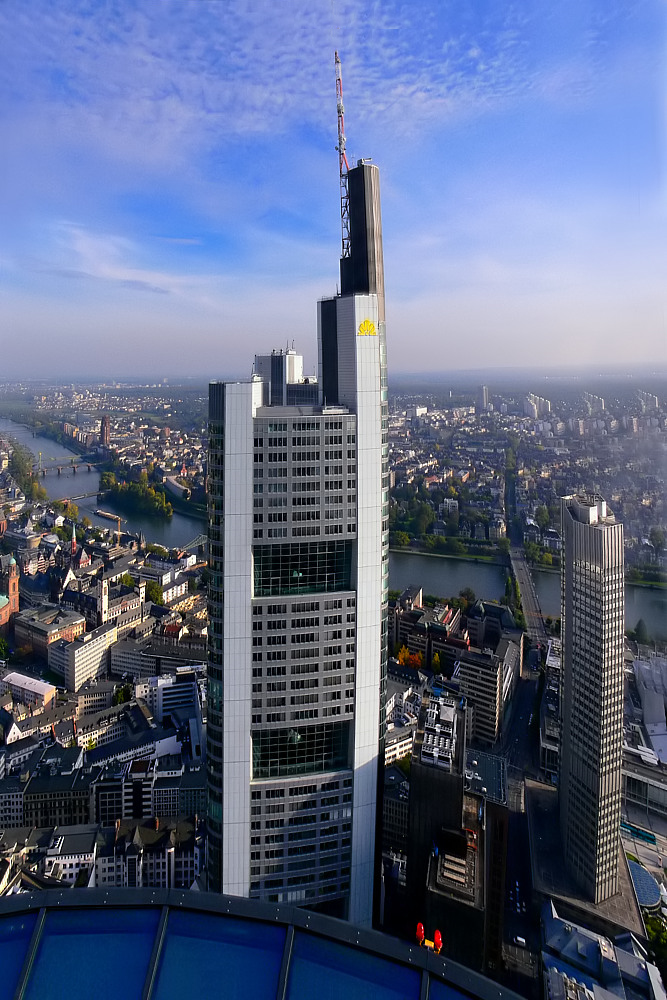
[0,0,664,379]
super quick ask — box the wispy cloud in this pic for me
[0,0,663,377]
[1,0,650,163]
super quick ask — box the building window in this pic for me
[251,720,351,779]
[253,541,352,596]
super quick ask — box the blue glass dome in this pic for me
[0,888,524,1000]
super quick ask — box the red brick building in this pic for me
[0,557,19,636]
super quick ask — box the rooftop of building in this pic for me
[84,722,177,766]
[383,765,410,802]
[467,600,518,630]
[541,899,666,1000]
[564,493,617,527]
[0,888,527,1000]
[48,823,99,856]
[1,671,55,697]
[13,604,85,633]
[77,678,118,695]
[525,780,644,939]
[464,749,507,805]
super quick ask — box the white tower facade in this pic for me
[207,161,388,925]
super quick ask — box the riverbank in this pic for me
[389,546,508,568]
[626,578,667,590]
[0,417,206,548]
[1,411,93,458]
[390,549,667,638]
[525,562,667,589]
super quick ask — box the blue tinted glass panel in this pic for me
[153,909,286,1000]
[0,911,37,999]
[287,932,421,1000]
[24,908,160,1000]
[430,978,469,1000]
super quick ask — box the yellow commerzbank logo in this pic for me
[357,319,377,337]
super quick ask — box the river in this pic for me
[2,418,665,635]
[0,418,206,549]
[389,550,667,640]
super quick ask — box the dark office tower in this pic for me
[559,493,624,903]
[100,415,110,448]
[207,160,388,925]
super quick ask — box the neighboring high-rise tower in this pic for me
[206,58,387,924]
[100,414,110,449]
[559,493,624,903]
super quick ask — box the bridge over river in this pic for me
[509,545,548,646]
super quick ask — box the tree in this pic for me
[81,516,92,529]
[100,471,117,491]
[432,652,441,675]
[112,683,133,706]
[413,502,435,537]
[444,537,465,556]
[407,651,423,669]
[497,537,510,555]
[540,551,553,567]
[145,580,164,606]
[146,543,169,558]
[535,506,550,531]
[459,587,476,609]
[635,619,650,645]
[524,541,540,564]
[65,503,79,521]
[30,481,47,503]
[396,645,410,666]
[0,637,9,661]
[391,531,411,548]
[120,573,136,588]
[649,527,665,555]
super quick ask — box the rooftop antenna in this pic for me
[335,51,351,259]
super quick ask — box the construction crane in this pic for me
[335,51,351,259]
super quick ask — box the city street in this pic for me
[501,674,540,775]
[493,674,544,995]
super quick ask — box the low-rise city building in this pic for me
[48,621,118,692]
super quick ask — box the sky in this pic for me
[0,0,665,380]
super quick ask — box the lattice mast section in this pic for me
[335,51,351,259]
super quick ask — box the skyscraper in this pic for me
[100,414,110,449]
[207,158,388,924]
[559,493,624,903]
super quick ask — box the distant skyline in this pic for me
[1,0,665,378]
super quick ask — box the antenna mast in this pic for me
[335,51,351,259]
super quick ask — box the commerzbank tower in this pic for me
[206,54,388,925]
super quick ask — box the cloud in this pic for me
[1,0,647,168]
[0,0,663,378]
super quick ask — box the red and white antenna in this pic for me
[335,51,351,258]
